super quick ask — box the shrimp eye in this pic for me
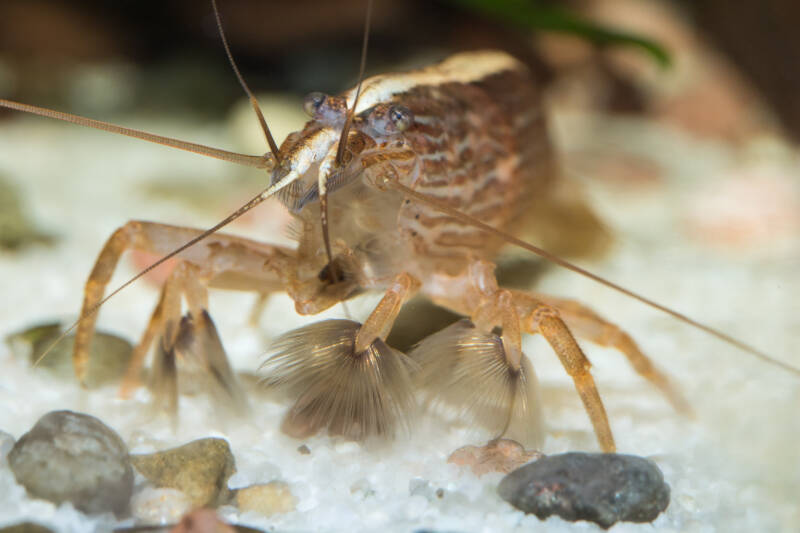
[303,91,327,117]
[389,105,413,132]
[368,104,414,134]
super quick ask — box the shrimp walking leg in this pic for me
[421,260,617,452]
[524,304,616,452]
[526,293,691,415]
[355,272,421,352]
[74,220,297,387]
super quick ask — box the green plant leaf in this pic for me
[447,0,671,67]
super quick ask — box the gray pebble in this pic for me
[497,452,670,529]
[8,410,134,516]
[4,322,133,388]
[130,438,236,508]
[0,175,53,250]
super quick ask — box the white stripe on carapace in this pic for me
[344,50,524,114]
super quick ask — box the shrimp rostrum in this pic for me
[21,48,701,453]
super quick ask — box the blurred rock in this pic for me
[235,481,296,516]
[5,321,133,388]
[0,523,54,533]
[0,175,53,250]
[131,438,236,508]
[448,439,542,477]
[498,452,669,529]
[8,410,133,516]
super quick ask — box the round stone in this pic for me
[130,438,236,508]
[497,452,670,529]
[235,481,296,516]
[8,410,134,516]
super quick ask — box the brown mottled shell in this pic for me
[281,51,558,287]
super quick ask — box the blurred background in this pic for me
[0,0,799,134]
[0,0,795,129]
[1,0,799,254]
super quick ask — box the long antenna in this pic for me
[335,0,373,168]
[0,99,273,169]
[320,0,375,279]
[211,0,281,163]
[386,180,800,376]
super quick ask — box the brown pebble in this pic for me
[131,438,236,508]
[235,481,296,516]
